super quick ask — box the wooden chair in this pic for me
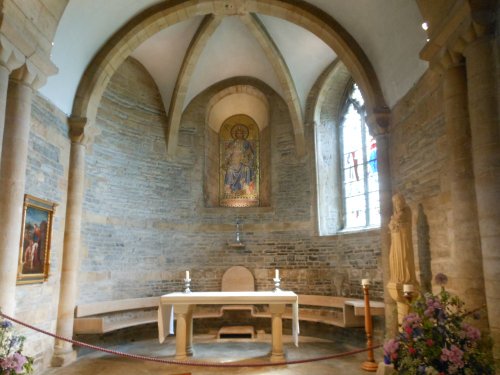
[221,265,255,292]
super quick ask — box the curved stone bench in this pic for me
[73,294,384,334]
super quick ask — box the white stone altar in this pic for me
[158,291,299,361]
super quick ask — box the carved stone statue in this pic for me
[388,193,417,284]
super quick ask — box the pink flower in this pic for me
[440,345,464,368]
[461,323,481,341]
[12,353,28,372]
[1,352,27,373]
[383,338,399,356]
[426,339,434,346]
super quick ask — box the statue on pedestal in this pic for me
[386,193,418,324]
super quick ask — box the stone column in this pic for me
[0,63,11,159]
[442,57,487,321]
[0,64,38,315]
[463,33,500,364]
[374,131,397,337]
[51,118,88,367]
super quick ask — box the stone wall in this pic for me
[15,93,70,370]
[389,68,450,285]
[78,58,382,310]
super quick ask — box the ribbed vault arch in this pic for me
[71,0,388,153]
[166,14,222,158]
[239,13,305,156]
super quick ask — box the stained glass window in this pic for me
[340,84,380,229]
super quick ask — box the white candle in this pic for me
[361,278,370,286]
[275,269,279,279]
[403,284,414,293]
[186,270,190,280]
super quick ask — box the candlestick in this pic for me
[273,269,281,292]
[184,270,191,293]
[361,282,378,372]
[403,284,414,293]
[235,219,241,243]
[361,278,370,286]
[403,283,415,305]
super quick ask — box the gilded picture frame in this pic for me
[16,194,57,284]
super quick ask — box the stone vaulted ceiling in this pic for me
[40,0,428,134]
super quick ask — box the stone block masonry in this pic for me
[79,58,382,309]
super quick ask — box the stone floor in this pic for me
[42,333,385,375]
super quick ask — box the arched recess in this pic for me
[71,0,388,147]
[307,59,352,235]
[204,84,271,207]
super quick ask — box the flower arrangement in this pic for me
[0,317,33,375]
[383,274,495,374]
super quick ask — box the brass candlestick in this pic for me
[361,281,378,372]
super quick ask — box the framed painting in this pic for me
[17,194,57,284]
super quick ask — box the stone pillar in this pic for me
[463,33,500,364]
[0,64,38,315]
[375,134,396,335]
[51,118,88,367]
[442,58,487,320]
[0,64,11,158]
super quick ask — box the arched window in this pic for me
[315,81,380,235]
[340,84,380,229]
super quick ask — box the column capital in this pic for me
[0,35,24,72]
[366,107,391,136]
[420,0,496,63]
[68,116,94,146]
[435,48,465,73]
[10,61,47,90]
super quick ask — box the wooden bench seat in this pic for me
[74,294,385,334]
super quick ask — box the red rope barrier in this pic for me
[0,311,381,368]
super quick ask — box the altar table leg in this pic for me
[269,303,286,361]
[186,308,194,356]
[174,304,194,360]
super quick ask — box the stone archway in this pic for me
[70,0,388,154]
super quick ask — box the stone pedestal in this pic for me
[376,363,396,375]
[387,282,409,325]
